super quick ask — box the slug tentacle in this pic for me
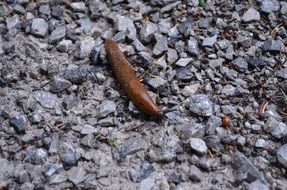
[105,38,163,119]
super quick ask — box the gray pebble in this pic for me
[76,36,96,59]
[51,5,64,19]
[81,124,98,135]
[31,18,48,37]
[63,65,88,84]
[261,0,280,13]
[237,136,246,146]
[49,26,66,44]
[202,35,217,47]
[281,2,287,14]
[58,141,78,168]
[57,39,73,53]
[68,167,86,185]
[186,94,213,116]
[50,172,67,185]
[115,15,136,40]
[262,39,284,53]
[26,148,47,164]
[33,91,59,109]
[121,136,146,155]
[147,76,167,89]
[232,57,248,72]
[133,39,146,52]
[175,58,193,67]
[255,139,268,148]
[189,138,207,155]
[277,144,287,168]
[187,37,199,56]
[277,68,287,79]
[39,4,50,15]
[222,84,237,96]
[140,22,158,43]
[98,100,116,118]
[50,76,71,93]
[248,180,269,190]
[167,48,178,63]
[153,34,168,55]
[148,146,176,163]
[242,8,260,22]
[70,2,86,12]
[189,165,204,182]
[9,114,27,134]
[6,14,19,29]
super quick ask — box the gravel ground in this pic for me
[0,0,287,189]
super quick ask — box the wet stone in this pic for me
[232,57,248,72]
[242,8,260,22]
[153,34,168,56]
[26,148,47,164]
[262,39,284,53]
[9,114,26,134]
[175,58,193,67]
[98,100,116,118]
[277,144,287,168]
[50,76,71,93]
[68,167,86,185]
[63,65,88,84]
[189,138,207,155]
[186,94,213,116]
[33,91,59,109]
[147,76,167,89]
[187,37,199,56]
[31,18,48,37]
[261,0,280,13]
[49,26,66,44]
[120,136,146,155]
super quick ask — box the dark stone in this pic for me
[63,65,88,84]
[9,114,26,134]
[135,163,155,182]
[51,6,64,19]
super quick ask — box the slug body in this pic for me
[105,38,162,119]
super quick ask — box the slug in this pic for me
[105,38,163,119]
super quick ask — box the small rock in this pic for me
[189,138,207,155]
[232,57,248,72]
[265,117,287,139]
[49,26,66,44]
[175,58,193,67]
[136,163,155,182]
[0,158,13,182]
[147,77,167,89]
[68,167,86,185]
[58,141,78,168]
[153,34,168,56]
[187,37,200,56]
[180,123,206,143]
[148,146,176,163]
[189,165,204,182]
[237,136,246,146]
[262,39,284,53]
[248,180,269,190]
[255,139,268,148]
[133,39,146,52]
[248,58,268,70]
[51,5,64,19]
[76,36,96,59]
[222,84,237,96]
[277,68,287,79]
[6,14,19,29]
[181,84,200,97]
[186,94,213,116]
[57,39,73,53]
[70,2,86,12]
[9,114,27,134]
[115,15,136,40]
[198,18,210,29]
[121,137,146,155]
[281,2,287,14]
[50,172,67,185]
[167,48,178,63]
[242,8,260,22]
[277,144,287,168]
[62,95,80,110]
[140,22,158,43]
[81,124,98,135]
[63,65,88,84]
[261,0,280,13]
[31,18,48,37]
[98,100,116,118]
[50,76,71,93]
[26,148,47,164]
[139,177,155,190]
[202,35,217,47]
[39,4,50,15]
[33,91,59,109]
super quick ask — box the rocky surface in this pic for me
[0,0,287,189]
